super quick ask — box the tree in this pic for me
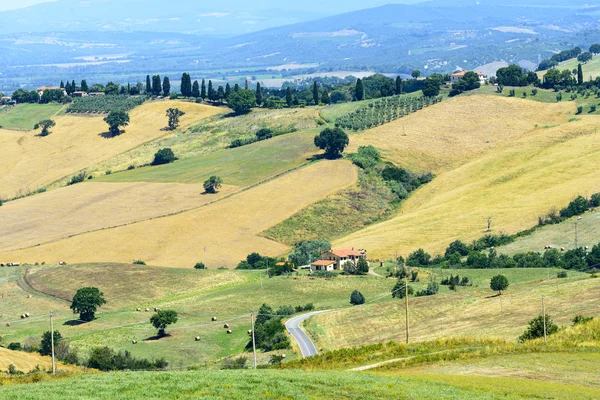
[406,249,431,267]
[411,70,421,79]
[165,108,185,130]
[145,75,152,94]
[181,73,192,97]
[228,89,256,114]
[288,240,331,266]
[60,80,64,89]
[34,119,56,136]
[194,262,206,269]
[225,83,232,100]
[590,44,600,54]
[208,80,215,100]
[313,81,319,105]
[40,331,62,356]
[355,78,364,101]
[350,290,365,305]
[152,75,162,96]
[577,63,584,85]
[490,275,509,295]
[150,309,178,336]
[518,314,558,342]
[395,76,403,95]
[192,80,200,98]
[451,71,480,95]
[577,52,592,64]
[256,82,263,106]
[203,176,222,193]
[445,240,470,258]
[392,279,413,299]
[286,87,293,107]
[152,148,177,166]
[201,79,206,99]
[321,91,331,105]
[356,258,369,275]
[422,76,441,97]
[70,287,106,322]
[104,111,130,136]
[80,79,89,92]
[65,81,72,95]
[162,76,171,97]
[256,128,273,140]
[217,86,225,101]
[313,127,349,158]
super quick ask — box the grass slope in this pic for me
[0,348,78,373]
[0,104,64,131]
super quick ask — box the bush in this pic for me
[203,175,222,194]
[572,315,593,325]
[406,249,431,267]
[591,105,597,113]
[132,260,146,265]
[68,171,88,185]
[194,262,206,269]
[309,270,338,279]
[577,106,583,114]
[228,90,256,114]
[152,148,177,166]
[416,281,439,297]
[518,315,559,342]
[87,346,167,371]
[445,240,471,258]
[256,128,273,141]
[222,356,248,369]
[392,279,413,299]
[350,145,381,169]
[127,165,136,170]
[7,342,21,351]
[40,331,62,356]
[350,290,366,305]
[557,271,568,278]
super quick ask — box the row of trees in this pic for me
[537,45,600,71]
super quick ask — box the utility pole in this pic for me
[542,295,547,343]
[50,311,56,374]
[250,312,257,369]
[405,278,409,344]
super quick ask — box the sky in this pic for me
[0,0,54,11]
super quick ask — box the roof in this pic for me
[37,86,62,91]
[451,71,485,77]
[329,249,364,257]
[311,260,336,266]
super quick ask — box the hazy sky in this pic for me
[0,0,54,11]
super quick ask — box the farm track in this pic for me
[16,266,71,304]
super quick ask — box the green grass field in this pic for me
[538,55,600,82]
[319,91,423,122]
[96,130,318,186]
[0,104,64,131]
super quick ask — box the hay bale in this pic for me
[132,340,138,344]
[281,354,286,358]
[195,336,201,341]
[136,308,141,312]
[223,324,230,329]
[35,262,39,266]
[561,247,565,252]
[226,330,232,334]
[145,308,150,312]
[154,307,160,312]
[41,261,45,265]
[211,317,217,321]
[247,330,252,335]
[25,313,30,318]
[5,323,10,327]
[20,314,25,319]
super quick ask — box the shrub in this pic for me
[445,240,471,258]
[416,281,439,297]
[276,305,296,316]
[256,128,273,140]
[194,262,206,269]
[127,164,136,170]
[133,260,146,265]
[105,170,112,175]
[7,342,21,351]
[557,271,568,278]
[350,290,366,305]
[406,249,431,267]
[86,346,167,371]
[269,354,285,365]
[518,315,559,342]
[68,171,88,185]
[576,106,583,114]
[40,331,62,356]
[591,105,597,113]
[152,148,177,166]
[222,356,248,370]
[350,145,381,169]
[572,315,593,325]
[203,176,222,194]
[309,270,338,279]
[392,279,413,299]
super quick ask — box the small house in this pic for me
[88,92,105,97]
[72,91,88,97]
[311,248,367,271]
[449,71,487,85]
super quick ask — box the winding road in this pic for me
[285,311,329,357]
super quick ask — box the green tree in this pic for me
[201,79,206,99]
[406,249,431,267]
[356,258,369,275]
[71,80,77,91]
[162,76,171,97]
[288,240,331,266]
[145,75,152,94]
[350,290,365,305]
[225,83,232,100]
[392,279,413,299]
[40,331,62,356]
[228,89,256,114]
[152,148,177,166]
[152,75,162,96]
[577,52,592,64]
[490,275,509,295]
[60,80,64,89]
[313,81,319,105]
[181,73,192,97]
[150,310,178,336]
[355,78,364,101]
[104,111,130,136]
[70,287,106,322]
[217,85,225,101]
[256,82,263,106]
[286,87,293,107]
[411,70,421,79]
[518,314,558,342]
[395,76,403,95]
[65,81,72,95]
[313,127,349,158]
[577,63,584,85]
[321,91,331,105]
[194,262,206,269]
[80,80,89,92]
[445,240,470,258]
[422,76,441,97]
[192,80,200,98]
[34,119,56,136]
[208,80,215,100]
[590,44,600,54]
[204,176,223,193]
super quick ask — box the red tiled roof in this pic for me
[330,249,363,257]
[311,260,336,266]
[451,71,484,77]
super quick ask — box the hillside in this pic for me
[0,101,222,199]
[0,347,78,373]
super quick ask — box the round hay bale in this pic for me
[41,261,46,265]
[226,330,232,334]
[281,354,286,358]
[223,324,230,329]
[20,314,25,319]
[25,313,30,318]
[145,308,150,312]
[5,323,10,327]
[211,317,217,321]
[26,294,31,298]
[154,307,159,312]
[132,340,138,344]
[247,330,252,335]
[195,336,201,341]
[136,308,141,312]
[561,247,565,252]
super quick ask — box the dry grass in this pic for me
[0,181,237,252]
[0,348,78,373]
[337,96,600,259]
[0,161,357,268]
[0,101,221,198]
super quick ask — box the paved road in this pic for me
[286,311,329,358]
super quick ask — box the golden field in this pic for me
[337,95,599,258]
[0,347,78,373]
[0,161,357,268]
[0,101,222,199]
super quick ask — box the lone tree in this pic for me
[228,89,256,114]
[203,176,222,193]
[356,258,369,275]
[392,279,413,299]
[355,78,364,101]
[150,309,178,337]
[518,314,559,342]
[70,287,106,322]
[104,111,130,136]
[314,127,349,158]
[166,108,185,130]
[350,290,365,305]
[411,70,421,79]
[152,148,177,166]
[162,76,171,97]
[34,119,56,136]
[490,275,509,295]
[40,331,62,356]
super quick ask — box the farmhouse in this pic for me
[450,71,487,85]
[311,248,367,271]
[1,96,12,104]
[72,91,88,97]
[88,92,106,97]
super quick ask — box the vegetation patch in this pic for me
[66,95,147,114]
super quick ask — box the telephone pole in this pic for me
[405,278,409,344]
[50,311,56,374]
[250,312,257,369]
[542,295,547,343]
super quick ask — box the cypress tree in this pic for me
[163,76,171,97]
[225,83,231,99]
[81,80,88,92]
[60,80,64,89]
[286,87,293,107]
[201,79,206,99]
[72,80,77,91]
[313,81,319,105]
[355,78,364,101]
[396,76,403,95]
[208,80,214,101]
[152,75,162,96]
[256,82,263,106]
[234,83,240,93]
[322,90,330,105]
[192,80,200,98]
[181,73,192,97]
[217,85,225,101]
[578,63,584,85]
[65,81,72,95]
[146,75,152,94]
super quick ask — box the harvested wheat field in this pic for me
[348,95,571,173]
[0,101,222,198]
[0,161,357,268]
[337,98,600,259]
[0,181,238,251]
[0,347,78,373]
